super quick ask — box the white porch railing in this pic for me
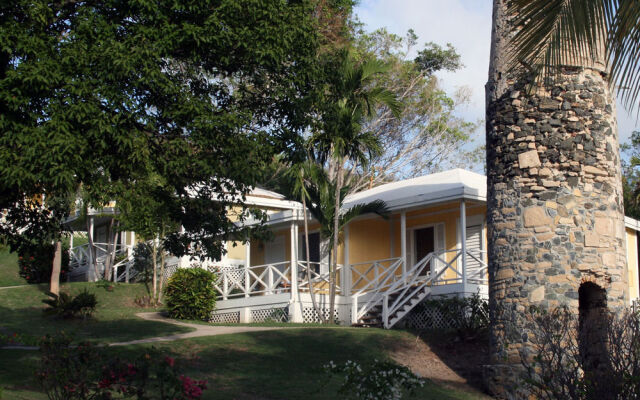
[297,261,342,293]
[213,261,292,300]
[349,257,404,295]
[69,242,135,282]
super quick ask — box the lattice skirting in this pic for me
[161,264,178,285]
[404,303,456,331]
[210,311,240,324]
[302,307,339,324]
[251,306,289,323]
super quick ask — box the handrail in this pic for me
[297,261,342,292]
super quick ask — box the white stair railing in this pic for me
[383,250,463,328]
[351,257,406,324]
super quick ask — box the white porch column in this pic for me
[69,232,74,249]
[341,224,351,296]
[88,216,95,281]
[289,221,303,323]
[460,199,467,293]
[244,240,251,298]
[400,212,407,276]
[290,222,299,299]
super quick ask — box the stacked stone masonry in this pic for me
[485,67,628,398]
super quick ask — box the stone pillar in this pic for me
[484,1,629,397]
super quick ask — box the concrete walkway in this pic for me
[0,285,29,290]
[108,312,284,346]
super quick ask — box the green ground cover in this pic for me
[0,282,193,344]
[0,249,23,287]
[0,329,487,400]
[0,251,488,399]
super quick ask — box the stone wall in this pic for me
[484,66,629,398]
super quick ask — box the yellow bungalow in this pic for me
[209,168,640,328]
[65,168,640,328]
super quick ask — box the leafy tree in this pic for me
[621,132,640,219]
[349,28,481,192]
[0,0,332,290]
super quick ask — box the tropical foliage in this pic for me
[164,267,217,321]
[0,0,335,289]
[506,0,640,111]
[351,29,481,191]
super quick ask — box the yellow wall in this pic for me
[627,228,639,301]
[226,241,246,261]
[254,202,487,290]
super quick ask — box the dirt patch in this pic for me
[389,332,491,398]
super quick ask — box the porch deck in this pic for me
[207,248,488,327]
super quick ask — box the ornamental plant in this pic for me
[324,359,424,400]
[164,268,217,320]
[18,243,69,284]
[42,289,98,319]
[38,333,207,400]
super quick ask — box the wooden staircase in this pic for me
[352,249,464,329]
[351,284,432,328]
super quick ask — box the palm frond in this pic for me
[506,0,640,112]
[609,0,640,110]
[506,0,611,74]
[339,199,389,230]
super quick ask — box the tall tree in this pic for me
[312,50,400,323]
[350,29,481,191]
[485,0,632,396]
[0,0,332,290]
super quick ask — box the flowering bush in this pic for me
[37,333,208,399]
[324,359,424,400]
[0,331,38,347]
[18,243,69,284]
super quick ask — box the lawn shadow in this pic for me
[119,328,482,400]
[409,329,490,394]
[0,305,193,344]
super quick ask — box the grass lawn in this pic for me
[0,328,488,400]
[0,282,193,344]
[0,249,24,287]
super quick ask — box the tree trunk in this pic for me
[484,1,628,397]
[49,241,62,295]
[329,164,343,325]
[158,226,166,304]
[104,218,117,281]
[302,193,324,323]
[86,213,99,280]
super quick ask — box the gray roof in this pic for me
[343,168,487,212]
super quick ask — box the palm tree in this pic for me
[485,0,636,396]
[285,160,324,323]
[302,165,389,324]
[312,50,401,322]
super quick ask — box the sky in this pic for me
[355,0,639,151]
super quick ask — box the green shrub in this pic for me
[42,289,98,319]
[412,293,489,338]
[165,268,217,320]
[18,242,70,284]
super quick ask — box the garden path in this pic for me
[108,312,284,346]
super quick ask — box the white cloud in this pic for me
[355,0,639,147]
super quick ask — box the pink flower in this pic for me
[165,356,175,367]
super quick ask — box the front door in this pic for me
[414,227,435,273]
